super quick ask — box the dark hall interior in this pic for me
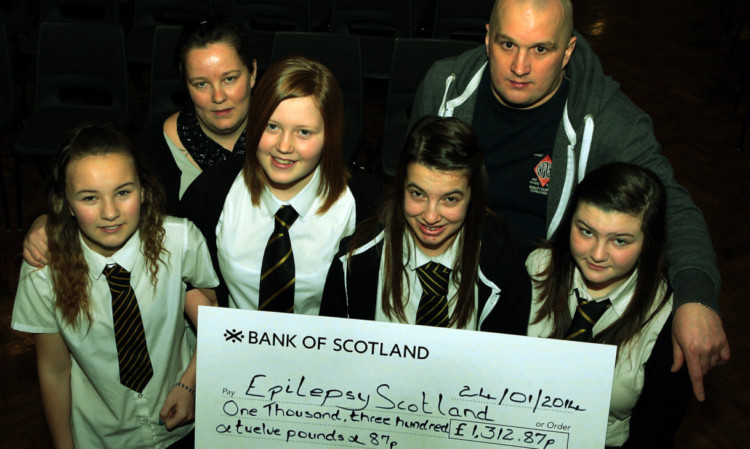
[1,0,749,447]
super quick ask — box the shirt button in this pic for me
[142,418,149,423]
[138,393,143,398]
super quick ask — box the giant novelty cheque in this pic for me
[196,306,616,448]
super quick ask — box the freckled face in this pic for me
[66,153,143,257]
[484,0,576,109]
[404,163,471,257]
[256,96,325,201]
[185,42,256,141]
[569,201,645,297]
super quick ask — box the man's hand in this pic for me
[23,215,49,267]
[671,302,730,401]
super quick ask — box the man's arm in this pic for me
[631,114,728,400]
[596,100,729,399]
[35,332,75,449]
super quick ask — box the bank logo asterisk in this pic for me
[224,329,244,343]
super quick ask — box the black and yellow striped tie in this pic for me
[259,205,299,313]
[415,262,452,327]
[565,288,611,342]
[103,264,153,393]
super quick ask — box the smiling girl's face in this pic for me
[66,152,143,257]
[403,162,471,257]
[255,96,325,201]
[569,201,645,297]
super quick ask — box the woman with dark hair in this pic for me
[526,162,691,448]
[181,55,379,313]
[319,116,529,333]
[22,18,258,265]
[141,17,258,212]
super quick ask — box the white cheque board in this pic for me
[196,306,616,449]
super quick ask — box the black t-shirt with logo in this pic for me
[472,66,568,254]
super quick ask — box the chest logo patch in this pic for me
[535,155,552,187]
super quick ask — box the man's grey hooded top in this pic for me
[409,33,720,310]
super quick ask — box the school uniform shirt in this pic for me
[370,231,478,329]
[526,248,690,448]
[11,217,219,449]
[179,158,382,309]
[320,216,531,335]
[216,166,356,314]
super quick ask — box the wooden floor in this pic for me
[1,0,749,447]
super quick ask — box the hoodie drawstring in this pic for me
[439,62,487,117]
[578,115,594,183]
[548,103,595,238]
[438,74,455,117]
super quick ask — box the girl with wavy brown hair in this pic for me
[11,124,218,449]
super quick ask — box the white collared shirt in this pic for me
[216,167,357,315]
[526,248,672,446]
[374,231,478,330]
[11,217,219,449]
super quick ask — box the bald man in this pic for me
[410,0,728,417]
